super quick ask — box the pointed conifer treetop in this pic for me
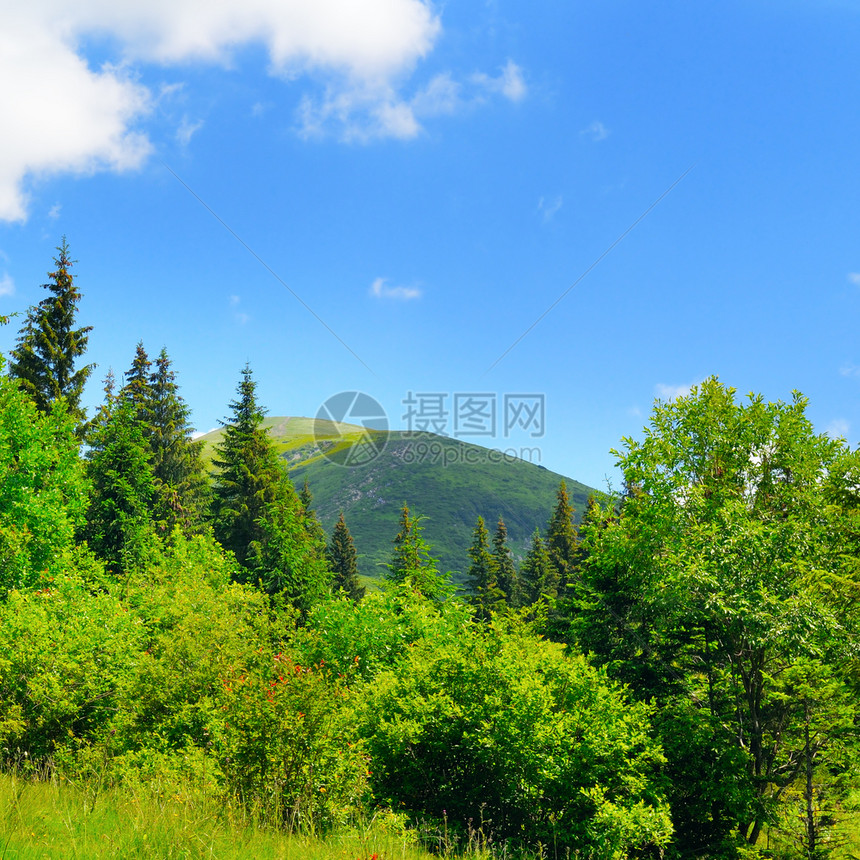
[492,516,519,605]
[9,238,94,424]
[328,511,364,601]
[468,515,506,618]
[386,503,449,600]
[520,528,557,604]
[120,341,153,422]
[546,479,579,587]
[212,364,288,569]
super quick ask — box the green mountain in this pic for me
[199,417,597,587]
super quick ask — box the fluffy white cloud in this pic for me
[0,0,442,220]
[370,276,421,300]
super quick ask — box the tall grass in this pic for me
[0,773,529,860]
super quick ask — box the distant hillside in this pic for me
[199,418,597,587]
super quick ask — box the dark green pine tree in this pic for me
[299,478,327,547]
[327,512,364,601]
[212,364,287,570]
[492,517,519,605]
[546,480,580,590]
[519,529,558,605]
[120,341,153,423]
[83,400,156,578]
[386,504,448,600]
[147,348,209,532]
[468,515,505,618]
[9,239,94,428]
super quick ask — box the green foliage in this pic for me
[468,515,505,618]
[8,239,94,427]
[0,362,87,593]
[212,365,289,570]
[83,400,156,578]
[386,504,452,600]
[491,516,518,604]
[0,570,142,769]
[576,378,860,855]
[328,512,365,600]
[519,528,558,605]
[357,612,673,856]
[546,479,580,590]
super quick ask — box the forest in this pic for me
[1,242,859,859]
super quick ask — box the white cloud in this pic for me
[538,195,562,222]
[840,363,860,377]
[0,0,443,219]
[48,203,62,219]
[655,381,695,401]
[370,276,421,300]
[827,419,850,440]
[176,116,204,146]
[582,120,609,142]
[471,59,526,103]
[0,272,14,297]
[848,272,860,286]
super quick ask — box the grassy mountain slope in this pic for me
[200,418,597,586]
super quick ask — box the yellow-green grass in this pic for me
[0,773,506,860]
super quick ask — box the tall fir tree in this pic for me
[468,515,505,618]
[386,504,448,599]
[120,341,153,423]
[83,400,156,578]
[327,512,364,601]
[519,529,558,605]
[147,348,209,531]
[546,480,580,590]
[492,517,519,605]
[211,364,287,570]
[9,239,94,428]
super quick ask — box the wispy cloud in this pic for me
[229,294,250,324]
[370,277,422,301]
[537,195,562,222]
[581,120,609,142]
[177,116,204,146]
[300,58,527,141]
[655,381,696,401]
[0,273,15,297]
[48,203,62,220]
[827,418,850,440]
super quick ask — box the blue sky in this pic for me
[2,0,860,492]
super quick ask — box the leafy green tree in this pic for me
[386,504,450,600]
[0,357,87,594]
[328,512,364,601]
[577,378,860,855]
[212,365,287,570]
[8,239,94,427]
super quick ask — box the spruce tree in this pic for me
[546,480,580,589]
[84,400,156,578]
[9,239,94,427]
[147,348,209,531]
[468,515,505,618]
[120,341,153,422]
[386,504,447,599]
[212,364,287,570]
[519,529,558,605]
[328,512,364,600]
[299,477,327,547]
[492,517,519,605]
